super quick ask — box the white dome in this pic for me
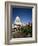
[14,16,22,25]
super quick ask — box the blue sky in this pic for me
[11,7,32,24]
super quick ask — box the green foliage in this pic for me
[20,25,32,35]
[13,24,32,38]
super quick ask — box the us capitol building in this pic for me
[12,16,32,32]
[12,16,22,32]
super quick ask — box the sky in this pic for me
[11,7,32,24]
